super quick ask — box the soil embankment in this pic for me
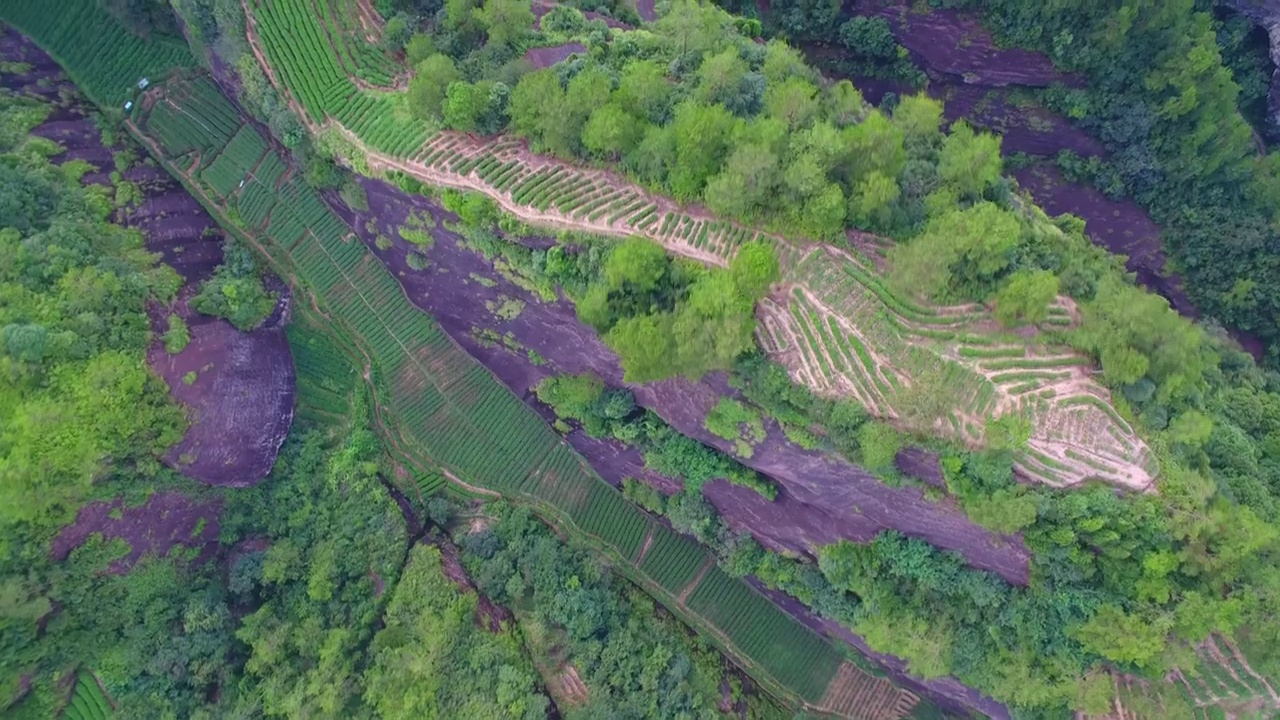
[0,26,296,487]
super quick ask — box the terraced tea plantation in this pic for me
[1173,636,1280,719]
[383,131,775,267]
[248,0,429,155]
[126,73,915,718]
[316,0,402,87]
[1,0,194,105]
[371,130,1157,491]
[236,0,1158,493]
[757,245,1157,489]
[1085,636,1280,720]
[63,673,113,720]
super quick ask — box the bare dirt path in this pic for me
[679,557,716,602]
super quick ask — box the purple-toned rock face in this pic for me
[2,26,295,487]
[146,279,296,487]
[522,42,586,69]
[50,492,223,572]
[124,169,295,487]
[851,0,1081,88]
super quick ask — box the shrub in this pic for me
[163,313,190,354]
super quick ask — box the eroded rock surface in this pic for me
[50,492,222,572]
[129,179,296,487]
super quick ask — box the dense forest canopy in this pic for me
[0,97,184,531]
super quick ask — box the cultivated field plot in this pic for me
[316,0,402,87]
[1172,636,1280,720]
[398,131,771,267]
[63,673,113,720]
[248,0,429,156]
[757,245,1156,490]
[129,74,898,717]
[0,0,194,105]
[1082,636,1280,720]
[287,314,359,427]
[817,662,920,720]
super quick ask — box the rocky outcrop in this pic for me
[129,173,295,487]
[1,26,295,488]
[1222,0,1280,136]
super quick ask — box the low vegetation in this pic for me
[190,238,277,331]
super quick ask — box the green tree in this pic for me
[849,170,900,230]
[475,0,533,49]
[703,141,780,220]
[407,54,460,121]
[985,414,1032,452]
[763,76,819,130]
[673,272,756,378]
[604,236,668,292]
[508,69,561,141]
[728,240,780,299]
[994,270,1060,327]
[404,33,436,65]
[841,109,906,183]
[615,60,673,123]
[582,103,644,159]
[858,422,902,471]
[890,203,1020,300]
[892,93,943,148]
[938,121,1002,199]
[1075,276,1215,399]
[695,47,749,107]
[1168,410,1213,448]
[606,313,676,382]
[1072,604,1171,669]
[442,81,504,133]
[668,101,736,200]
